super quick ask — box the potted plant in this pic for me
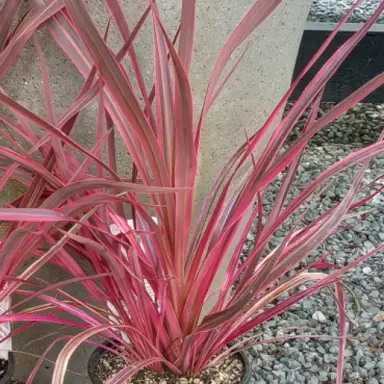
[0,0,384,383]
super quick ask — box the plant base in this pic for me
[88,342,251,384]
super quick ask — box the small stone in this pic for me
[261,371,274,382]
[286,371,296,384]
[377,361,384,375]
[349,372,360,381]
[364,240,375,251]
[367,306,380,315]
[344,348,354,358]
[362,266,372,275]
[364,361,376,371]
[272,370,286,380]
[324,354,336,364]
[368,379,379,384]
[358,367,368,378]
[273,363,285,370]
[355,348,364,364]
[287,360,301,370]
[373,312,384,322]
[329,345,339,354]
[260,353,275,363]
[318,371,328,382]
[317,346,326,355]
[370,290,380,298]
[267,318,277,327]
[246,233,255,241]
[312,311,327,323]
[308,378,319,384]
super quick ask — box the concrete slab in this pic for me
[292,22,384,103]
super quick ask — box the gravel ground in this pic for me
[309,0,384,23]
[242,103,384,384]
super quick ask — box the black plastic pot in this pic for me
[87,343,105,384]
[238,349,252,384]
[88,342,252,384]
[0,353,15,384]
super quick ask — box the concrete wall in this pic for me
[0,0,311,382]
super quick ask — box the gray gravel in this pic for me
[242,103,384,384]
[309,0,384,24]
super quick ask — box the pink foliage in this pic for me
[0,0,383,383]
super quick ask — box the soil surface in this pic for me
[94,351,244,384]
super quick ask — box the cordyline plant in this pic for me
[0,0,384,383]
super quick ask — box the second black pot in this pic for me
[0,353,15,384]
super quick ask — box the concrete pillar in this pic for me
[193,0,312,211]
